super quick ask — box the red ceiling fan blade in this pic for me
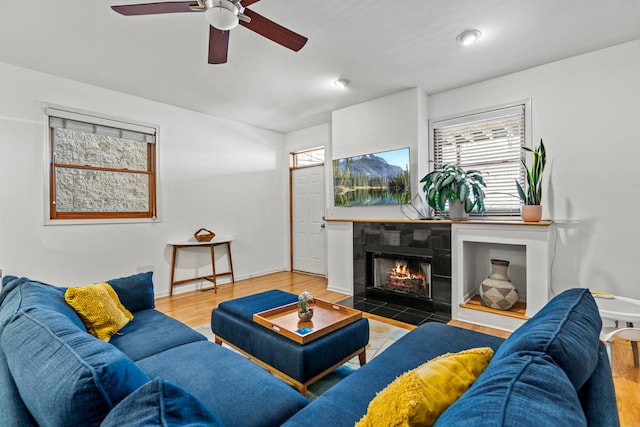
[241,0,261,6]
[240,8,307,52]
[209,26,230,64]
[111,1,199,16]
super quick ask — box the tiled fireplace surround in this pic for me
[346,222,452,326]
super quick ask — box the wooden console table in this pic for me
[168,238,235,296]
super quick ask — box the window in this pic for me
[290,147,325,168]
[46,106,157,221]
[431,104,526,215]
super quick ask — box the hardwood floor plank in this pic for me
[155,271,346,327]
[154,271,636,426]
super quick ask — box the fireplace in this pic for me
[372,253,431,299]
[366,251,432,311]
[353,222,452,319]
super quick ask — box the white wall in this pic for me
[0,61,288,296]
[328,88,429,220]
[429,39,640,299]
[285,123,330,153]
[320,40,640,300]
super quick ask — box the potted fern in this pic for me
[420,163,486,220]
[516,139,546,222]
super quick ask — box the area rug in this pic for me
[193,318,409,400]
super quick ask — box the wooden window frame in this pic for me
[290,147,325,169]
[45,105,158,222]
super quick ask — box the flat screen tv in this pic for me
[333,147,411,207]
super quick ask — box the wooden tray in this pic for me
[253,299,362,344]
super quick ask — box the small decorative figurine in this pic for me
[297,290,314,321]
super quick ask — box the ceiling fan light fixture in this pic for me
[204,0,240,31]
[334,78,351,89]
[456,29,481,46]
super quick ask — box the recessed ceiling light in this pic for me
[334,78,351,89]
[456,29,482,46]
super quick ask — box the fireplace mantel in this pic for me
[326,218,553,226]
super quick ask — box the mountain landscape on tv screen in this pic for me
[333,149,410,206]
[335,154,405,178]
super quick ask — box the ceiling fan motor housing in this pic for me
[204,0,244,30]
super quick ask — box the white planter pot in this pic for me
[449,199,469,221]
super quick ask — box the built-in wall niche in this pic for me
[452,222,553,332]
[461,242,527,304]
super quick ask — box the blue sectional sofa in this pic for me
[0,274,307,427]
[1,271,620,427]
[284,288,620,427]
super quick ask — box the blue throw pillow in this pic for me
[492,288,601,390]
[434,351,587,426]
[101,378,225,426]
[108,272,155,312]
[2,309,150,426]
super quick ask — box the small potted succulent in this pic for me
[515,139,546,222]
[420,163,486,220]
[297,290,314,321]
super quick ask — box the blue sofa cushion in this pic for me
[136,341,308,427]
[577,344,621,427]
[12,277,86,329]
[434,351,588,426]
[216,289,298,323]
[110,309,207,361]
[0,277,38,427]
[492,288,601,390]
[108,271,155,312]
[282,323,505,427]
[2,308,150,426]
[101,378,225,427]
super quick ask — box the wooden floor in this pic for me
[155,271,639,426]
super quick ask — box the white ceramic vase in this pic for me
[448,199,469,221]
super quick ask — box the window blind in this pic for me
[432,104,525,215]
[47,107,155,144]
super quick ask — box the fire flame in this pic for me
[391,262,423,280]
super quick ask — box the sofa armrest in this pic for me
[577,343,621,427]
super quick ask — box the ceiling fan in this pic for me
[111,0,308,64]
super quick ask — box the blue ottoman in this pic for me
[211,290,370,395]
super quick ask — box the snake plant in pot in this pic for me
[420,163,486,220]
[516,139,546,222]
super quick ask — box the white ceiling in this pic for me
[2,0,640,133]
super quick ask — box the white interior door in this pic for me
[292,165,326,275]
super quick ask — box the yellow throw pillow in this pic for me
[356,347,494,427]
[65,282,133,342]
